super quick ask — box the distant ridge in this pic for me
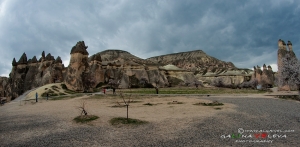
[147,50,236,71]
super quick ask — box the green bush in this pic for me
[61,84,68,90]
[96,82,104,88]
[110,117,148,125]
[74,115,99,123]
[51,85,59,89]
[167,77,183,86]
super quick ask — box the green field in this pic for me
[119,87,266,94]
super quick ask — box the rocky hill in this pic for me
[147,50,236,73]
[95,50,156,65]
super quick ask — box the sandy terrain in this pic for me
[1,91,299,146]
[10,94,236,126]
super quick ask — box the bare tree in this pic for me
[193,80,203,89]
[239,78,258,89]
[77,101,88,116]
[211,77,224,87]
[184,82,190,87]
[120,93,132,122]
[82,73,95,92]
[139,77,148,88]
[154,79,160,94]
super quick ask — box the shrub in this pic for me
[74,115,99,123]
[96,82,104,88]
[61,84,68,90]
[194,101,224,106]
[110,117,148,125]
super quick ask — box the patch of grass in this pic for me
[70,94,85,98]
[143,102,154,106]
[74,115,99,123]
[51,85,59,89]
[110,117,148,125]
[52,88,60,92]
[88,94,105,99]
[50,93,59,96]
[59,92,66,95]
[41,89,55,97]
[194,101,224,106]
[167,101,184,104]
[214,107,222,110]
[64,90,76,94]
[128,100,142,103]
[50,95,69,100]
[277,95,300,100]
[96,82,104,88]
[111,104,126,108]
[44,88,48,90]
[61,84,68,90]
[121,87,266,94]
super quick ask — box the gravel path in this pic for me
[0,96,299,147]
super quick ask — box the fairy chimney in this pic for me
[287,41,293,51]
[278,39,284,50]
[282,40,287,50]
[64,41,90,92]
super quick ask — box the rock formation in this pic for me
[277,39,298,91]
[1,41,267,101]
[251,64,274,88]
[1,50,66,100]
[64,41,90,92]
[147,50,236,73]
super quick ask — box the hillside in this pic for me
[91,49,156,65]
[147,50,236,72]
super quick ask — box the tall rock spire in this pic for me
[287,41,293,51]
[12,58,17,66]
[17,52,28,65]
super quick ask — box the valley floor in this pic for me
[0,94,299,147]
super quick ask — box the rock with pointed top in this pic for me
[12,58,17,66]
[263,64,267,70]
[65,41,90,92]
[27,59,32,64]
[70,41,89,55]
[45,53,55,61]
[267,65,272,70]
[31,56,38,63]
[55,56,62,64]
[42,51,45,58]
[18,53,28,65]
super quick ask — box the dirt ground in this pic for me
[11,94,236,127]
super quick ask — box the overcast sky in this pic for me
[0,0,299,76]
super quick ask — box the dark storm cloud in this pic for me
[0,0,300,76]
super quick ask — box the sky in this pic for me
[0,0,299,77]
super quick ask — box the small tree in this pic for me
[78,101,88,116]
[154,79,160,94]
[193,80,203,89]
[211,77,224,87]
[139,77,148,88]
[184,81,190,87]
[108,79,120,94]
[120,93,132,122]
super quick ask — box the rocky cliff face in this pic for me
[1,51,65,100]
[89,50,168,89]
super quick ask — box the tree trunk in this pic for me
[126,105,128,122]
